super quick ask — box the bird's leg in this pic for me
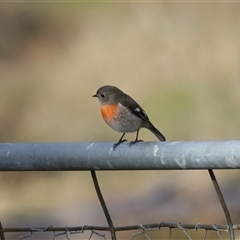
[113,133,127,150]
[129,130,143,147]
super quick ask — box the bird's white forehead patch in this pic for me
[135,107,141,112]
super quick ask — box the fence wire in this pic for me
[1,223,240,240]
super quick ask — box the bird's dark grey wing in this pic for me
[120,94,150,122]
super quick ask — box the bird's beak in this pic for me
[92,94,98,97]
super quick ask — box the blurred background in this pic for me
[1,2,240,239]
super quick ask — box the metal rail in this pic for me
[0,141,239,170]
[0,141,238,240]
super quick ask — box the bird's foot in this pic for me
[113,139,127,150]
[129,139,144,147]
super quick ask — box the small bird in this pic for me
[93,85,166,149]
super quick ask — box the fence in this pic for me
[0,141,240,240]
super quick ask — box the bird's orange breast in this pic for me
[101,104,118,123]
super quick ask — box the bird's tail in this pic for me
[146,122,166,141]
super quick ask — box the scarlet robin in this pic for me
[93,85,166,149]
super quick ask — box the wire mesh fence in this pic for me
[0,141,239,240]
[2,223,240,240]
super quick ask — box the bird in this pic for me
[93,85,166,149]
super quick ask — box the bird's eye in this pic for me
[100,94,105,98]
